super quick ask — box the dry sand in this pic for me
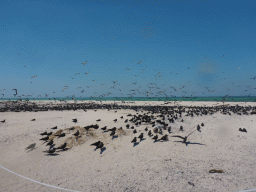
[0,101,256,192]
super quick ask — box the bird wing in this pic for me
[171,135,184,139]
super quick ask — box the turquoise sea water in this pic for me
[2,97,256,102]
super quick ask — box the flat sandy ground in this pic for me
[1,101,256,192]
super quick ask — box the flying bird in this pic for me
[31,75,37,79]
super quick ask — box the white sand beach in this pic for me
[0,101,256,192]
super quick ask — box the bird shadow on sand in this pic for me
[57,148,70,152]
[133,142,140,147]
[112,135,118,140]
[139,138,146,142]
[100,147,106,154]
[174,141,206,146]
[26,148,37,153]
[44,153,59,156]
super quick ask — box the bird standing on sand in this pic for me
[180,126,183,131]
[152,135,158,141]
[91,141,101,146]
[40,131,48,136]
[1,119,5,123]
[133,129,137,134]
[197,125,201,132]
[110,130,116,136]
[57,142,67,150]
[40,136,49,141]
[51,126,57,129]
[56,133,66,138]
[31,119,35,121]
[131,137,137,143]
[46,148,56,154]
[96,142,104,149]
[72,118,77,123]
[138,133,144,141]
[148,130,152,137]
[73,130,79,136]
[159,135,168,141]
[46,139,53,146]
[113,119,117,122]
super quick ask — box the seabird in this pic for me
[131,137,137,143]
[31,119,35,121]
[46,148,56,154]
[56,133,65,138]
[113,119,117,122]
[159,135,168,141]
[96,142,104,149]
[57,142,67,150]
[168,127,171,132]
[152,135,158,141]
[40,136,49,141]
[0,119,5,123]
[148,130,152,137]
[46,139,54,146]
[197,125,201,132]
[101,126,107,130]
[73,130,79,136]
[138,133,144,141]
[201,123,204,126]
[51,126,57,129]
[133,129,137,134]
[110,130,116,136]
[171,130,196,143]
[40,131,48,136]
[180,126,183,131]
[72,118,77,123]
[96,119,101,121]
[47,132,53,136]
[145,127,148,131]
[91,141,101,146]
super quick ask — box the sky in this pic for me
[0,0,256,99]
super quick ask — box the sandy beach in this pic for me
[1,100,256,192]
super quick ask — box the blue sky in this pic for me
[0,0,256,98]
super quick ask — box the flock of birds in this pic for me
[1,102,252,155]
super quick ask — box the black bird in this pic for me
[138,133,144,141]
[110,130,116,136]
[239,128,243,132]
[168,127,171,132]
[40,131,48,136]
[46,148,56,154]
[69,127,75,131]
[40,136,49,141]
[51,126,57,129]
[243,128,247,132]
[72,118,77,123]
[31,119,35,121]
[171,130,196,143]
[152,135,158,141]
[113,119,117,122]
[0,119,5,123]
[180,126,183,131]
[133,129,137,134]
[56,133,65,138]
[201,123,204,126]
[197,125,201,132]
[57,142,67,150]
[101,126,107,131]
[91,141,101,146]
[148,130,152,137]
[96,119,101,121]
[131,137,137,143]
[125,119,128,123]
[145,127,148,132]
[96,142,104,149]
[159,135,168,141]
[126,124,130,128]
[73,130,79,136]
[120,116,123,119]
[46,139,53,146]
[47,132,53,136]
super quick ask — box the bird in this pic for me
[40,136,49,141]
[152,135,158,141]
[46,139,53,146]
[96,142,104,149]
[101,126,107,131]
[0,119,5,123]
[31,75,37,79]
[145,127,148,131]
[31,119,35,121]
[243,128,247,132]
[113,119,117,122]
[56,133,65,138]
[25,143,36,150]
[96,119,101,121]
[40,131,48,136]
[171,130,196,143]
[46,148,56,154]
[138,133,144,141]
[201,123,204,126]
[133,129,137,134]
[72,118,77,123]
[159,135,168,141]
[47,132,53,136]
[73,130,79,136]
[91,141,101,146]
[197,125,201,132]
[51,126,57,129]
[110,130,116,136]
[180,126,183,131]
[57,142,67,150]
[168,127,171,132]
[131,137,137,143]
[148,130,152,137]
